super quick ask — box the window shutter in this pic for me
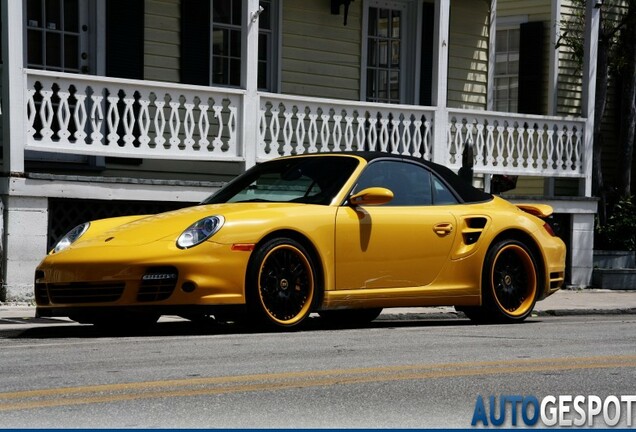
[106,0,144,79]
[518,21,544,115]
[180,0,211,85]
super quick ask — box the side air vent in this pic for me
[466,217,487,229]
[463,231,481,245]
[550,272,565,290]
[462,217,488,245]
[452,216,491,260]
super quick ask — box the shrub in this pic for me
[596,196,636,251]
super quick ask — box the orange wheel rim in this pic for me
[258,244,314,326]
[490,244,537,317]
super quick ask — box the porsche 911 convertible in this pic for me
[35,152,566,328]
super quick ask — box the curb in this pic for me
[536,308,636,316]
[377,308,636,321]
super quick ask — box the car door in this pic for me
[335,160,457,290]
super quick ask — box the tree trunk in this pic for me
[617,7,636,198]
[593,34,610,223]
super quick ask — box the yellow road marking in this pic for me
[1,355,634,412]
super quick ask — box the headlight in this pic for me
[177,216,225,249]
[52,222,90,254]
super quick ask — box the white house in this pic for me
[0,0,600,301]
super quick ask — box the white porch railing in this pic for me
[21,69,589,181]
[257,93,434,160]
[25,70,243,160]
[447,109,586,178]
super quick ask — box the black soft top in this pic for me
[341,151,493,204]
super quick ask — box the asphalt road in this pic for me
[0,314,634,428]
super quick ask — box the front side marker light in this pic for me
[52,222,90,254]
[177,216,225,249]
[231,243,255,252]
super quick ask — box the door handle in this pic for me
[433,223,454,236]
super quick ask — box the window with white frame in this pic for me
[363,0,431,105]
[211,0,242,87]
[183,0,278,91]
[494,27,520,112]
[366,6,402,103]
[364,0,415,104]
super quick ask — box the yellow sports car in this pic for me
[35,153,566,328]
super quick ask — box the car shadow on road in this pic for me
[2,315,542,339]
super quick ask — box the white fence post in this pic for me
[432,108,449,166]
[1,1,26,174]
[432,0,450,166]
[241,0,261,170]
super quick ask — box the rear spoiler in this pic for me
[515,203,553,218]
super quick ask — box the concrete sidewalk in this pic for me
[1,288,635,322]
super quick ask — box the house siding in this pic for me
[557,0,583,117]
[102,0,242,183]
[100,160,242,184]
[496,0,552,196]
[497,0,551,115]
[144,0,180,83]
[447,0,489,110]
[497,0,552,19]
[281,0,361,100]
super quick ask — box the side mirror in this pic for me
[349,187,394,206]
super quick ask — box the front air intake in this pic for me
[138,267,179,302]
[48,282,125,304]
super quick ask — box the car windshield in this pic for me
[203,156,360,205]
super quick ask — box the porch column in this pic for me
[1,0,26,174]
[241,0,261,169]
[1,197,48,301]
[486,0,496,111]
[548,0,561,116]
[431,0,450,166]
[543,0,562,197]
[484,0,497,192]
[580,0,600,198]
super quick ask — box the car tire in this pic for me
[318,308,383,327]
[485,239,539,323]
[247,237,320,329]
[464,239,540,324]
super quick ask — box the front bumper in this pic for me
[34,240,251,316]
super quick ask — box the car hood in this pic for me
[70,203,335,249]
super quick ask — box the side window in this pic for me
[432,176,458,205]
[354,160,432,206]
